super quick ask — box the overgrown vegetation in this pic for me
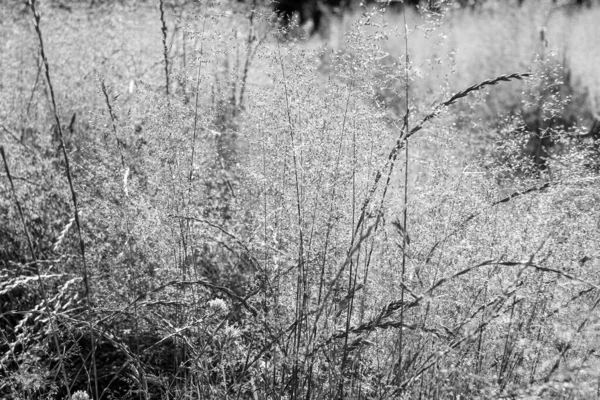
[1,0,599,399]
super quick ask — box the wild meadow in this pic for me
[1,0,599,398]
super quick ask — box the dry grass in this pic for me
[1,1,599,399]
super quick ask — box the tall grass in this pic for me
[1,0,599,399]
[28,0,98,397]
[1,146,72,400]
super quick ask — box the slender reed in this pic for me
[337,80,357,398]
[187,7,208,191]
[237,0,258,116]
[158,0,170,97]
[276,40,306,399]
[27,1,98,397]
[100,79,126,170]
[397,8,411,389]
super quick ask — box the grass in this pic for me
[1,0,599,399]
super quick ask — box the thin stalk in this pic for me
[27,1,98,397]
[277,40,305,399]
[476,213,497,375]
[1,147,71,399]
[304,87,352,399]
[236,0,258,116]
[358,138,375,327]
[188,7,209,192]
[25,55,42,117]
[181,22,187,100]
[498,297,517,386]
[397,9,411,389]
[99,79,148,399]
[158,0,170,97]
[261,123,271,397]
[346,121,360,397]
[100,80,126,170]
[338,80,357,398]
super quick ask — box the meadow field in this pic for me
[1,0,600,398]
